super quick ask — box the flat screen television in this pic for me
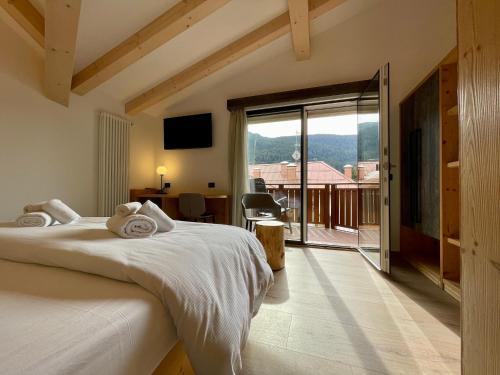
[163,113,212,149]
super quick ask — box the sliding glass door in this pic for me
[247,108,303,242]
[245,66,390,273]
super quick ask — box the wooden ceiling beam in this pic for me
[0,0,44,47]
[44,0,81,106]
[125,0,346,115]
[288,0,310,60]
[71,0,230,95]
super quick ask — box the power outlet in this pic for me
[164,182,171,188]
[208,182,215,188]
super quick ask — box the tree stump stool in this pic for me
[256,220,285,271]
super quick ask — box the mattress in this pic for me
[0,258,177,375]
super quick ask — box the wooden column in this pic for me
[322,185,330,229]
[331,186,338,228]
[458,0,500,373]
[256,221,285,271]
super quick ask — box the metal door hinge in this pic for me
[384,197,389,205]
[383,161,396,170]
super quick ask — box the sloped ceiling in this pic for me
[27,0,380,115]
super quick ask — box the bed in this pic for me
[0,218,273,375]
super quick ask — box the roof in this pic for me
[250,161,354,186]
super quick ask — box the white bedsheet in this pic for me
[0,259,177,375]
[0,218,273,375]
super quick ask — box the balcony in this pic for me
[266,183,380,247]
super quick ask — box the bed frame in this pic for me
[153,341,195,375]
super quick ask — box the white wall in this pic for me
[146,0,456,250]
[0,20,154,220]
[154,98,230,195]
[130,113,160,189]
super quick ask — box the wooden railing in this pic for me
[267,183,380,230]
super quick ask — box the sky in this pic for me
[248,113,379,138]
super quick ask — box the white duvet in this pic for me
[0,218,273,375]
[0,259,177,375]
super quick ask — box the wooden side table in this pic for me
[256,220,285,271]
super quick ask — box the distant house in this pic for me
[249,161,355,187]
[358,161,379,184]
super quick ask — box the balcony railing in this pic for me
[266,183,380,230]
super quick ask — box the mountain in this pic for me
[248,122,379,172]
[358,122,379,162]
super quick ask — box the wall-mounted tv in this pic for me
[163,113,212,150]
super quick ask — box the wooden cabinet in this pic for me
[130,189,231,225]
[458,0,500,370]
[400,48,460,301]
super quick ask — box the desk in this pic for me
[130,190,231,225]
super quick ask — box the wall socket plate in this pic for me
[208,182,215,188]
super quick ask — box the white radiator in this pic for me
[98,112,132,217]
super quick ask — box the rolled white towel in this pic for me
[23,201,47,214]
[16,212,54,227]
[42,199,80,224]
[106,214,157,239]
[116,202,142,217]
[138,200,176,233]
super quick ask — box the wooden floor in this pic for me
[242,248,460,374]
[285,224,379,249]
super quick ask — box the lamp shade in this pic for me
[156,166,167,175]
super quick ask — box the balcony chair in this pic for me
[249,177,267,193]
[241,193,282,232]
[179,193,215,223]
[249,178,293,233]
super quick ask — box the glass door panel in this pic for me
[357,64,390,272]
[247,109,303,242]
[305,104,359,247]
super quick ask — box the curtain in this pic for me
[228,108,249,227]
[98,112,132,216]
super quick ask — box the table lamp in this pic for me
[156,166,167,193]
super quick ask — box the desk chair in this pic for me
[179,193,215,223]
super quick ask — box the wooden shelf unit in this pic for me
[447,105,458,116]
[405,252,442,287]
[400,48,461,302]
[447,236,461,247]
[440,56,460,301]
[443,278,461,301]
